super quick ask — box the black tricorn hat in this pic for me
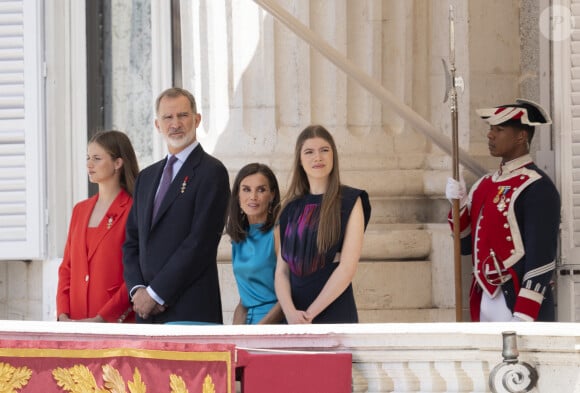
[476,98,552,126]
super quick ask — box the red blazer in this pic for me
[57,189,134,322]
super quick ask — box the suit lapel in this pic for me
[150,146,204,228]
[87,189,130,260]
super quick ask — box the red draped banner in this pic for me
[0,339,235,393]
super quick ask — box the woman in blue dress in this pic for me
[275,125,371,324]
[226,163,284,324]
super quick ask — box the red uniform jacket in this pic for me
[449,155,560,321]
[57,189,134,322]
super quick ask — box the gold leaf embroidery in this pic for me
[0,362,32,392]
[102,364,126,393]
[53,364,100,392]
[127,368,146,393]
[52,364,218,393]
[52,367,77,391]
[169,374,188,393]
[74,364,99,391]
[202,374,215,393]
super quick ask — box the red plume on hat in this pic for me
[476,98,552,126]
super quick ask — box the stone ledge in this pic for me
[219,259,434,312]
[5,320,579,355]
[6,321,579,391]
[362,227,431,260]
[354,261,432,310]
[368,196,449,224]
[217,224,433,262]
[358,308,455,323]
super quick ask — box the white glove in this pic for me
[445,176,468,208]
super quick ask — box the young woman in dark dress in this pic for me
[275,125,371,324]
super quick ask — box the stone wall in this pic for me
[0,261,42,320]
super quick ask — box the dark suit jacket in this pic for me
[123,145,230,323]
[57,189,134,322]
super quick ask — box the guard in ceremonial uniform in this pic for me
[446,99,560,322]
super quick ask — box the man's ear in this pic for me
[517,129,529,146]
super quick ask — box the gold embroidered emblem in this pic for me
[202,374,216,393]
[0,362,32,392]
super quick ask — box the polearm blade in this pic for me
[443,4,463,322]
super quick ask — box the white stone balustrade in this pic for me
[0,321,578,393]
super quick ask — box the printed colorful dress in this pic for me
[279,185,371,323]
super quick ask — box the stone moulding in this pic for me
[0,321,578,392]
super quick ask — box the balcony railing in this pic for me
[0,321,578,392]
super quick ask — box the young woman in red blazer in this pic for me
[57,130,139,322]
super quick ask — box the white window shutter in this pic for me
[554,0,580,321]
[0,0,44,260]
[562,2,580,258]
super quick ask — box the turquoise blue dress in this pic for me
[232,224,278,324]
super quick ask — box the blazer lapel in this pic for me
[151,146,204,227]
[87,190,130,260]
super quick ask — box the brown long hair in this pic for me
[282,125,341,253]
[89,130,139,195]
[226,163,281,243]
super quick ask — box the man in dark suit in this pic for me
[123,87,230,323]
